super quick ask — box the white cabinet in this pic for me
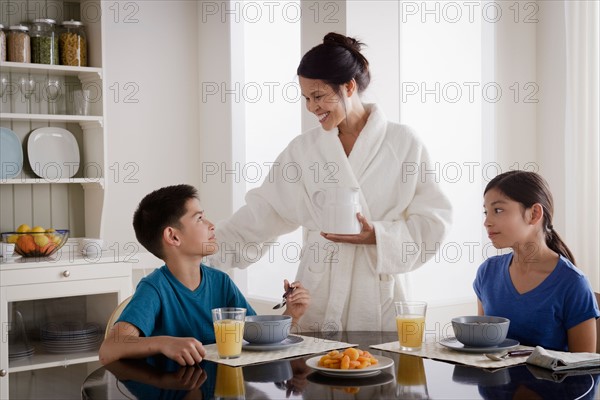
[0,254,132,399]
[0,0,106,238]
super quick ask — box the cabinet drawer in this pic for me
[1,262,129,286]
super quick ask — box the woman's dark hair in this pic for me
[133,184,199,259]
[485,171,575,264]
[297,32,370,97]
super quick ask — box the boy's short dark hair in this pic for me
[133,184,199,259]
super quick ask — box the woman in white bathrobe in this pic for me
[210,33,452,332]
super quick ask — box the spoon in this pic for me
[485,349,533,361]
[273,285,295,309]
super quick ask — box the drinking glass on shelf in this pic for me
[18,77,36,114]
[73,89,90,115]
[0,75,8,99]
[45,77,61,114]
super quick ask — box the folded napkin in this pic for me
[526,364,600,383]
[370,339,535,369]
[526,346,600,372]
[203,334,357,367]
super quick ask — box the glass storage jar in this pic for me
[7,25,30,63]
[0,24,6,62]
[59,20,87,66]
[30,18,58,64]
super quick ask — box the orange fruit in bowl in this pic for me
[16,235,36,254]
[40,242,57,255]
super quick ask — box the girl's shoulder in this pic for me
[555,255,589,280]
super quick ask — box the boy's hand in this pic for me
[283,279,310,324]
[161,337,206,366]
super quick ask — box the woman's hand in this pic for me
[283,280,310,324]
[321,213,376,244]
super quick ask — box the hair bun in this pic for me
[323,32,364,53]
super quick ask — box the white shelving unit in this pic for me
[0,1,131,398]
[0,0,106,238]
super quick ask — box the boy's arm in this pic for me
[282,280,310,325]
[99,321,206,366]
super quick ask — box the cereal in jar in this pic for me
[7,24,30,63]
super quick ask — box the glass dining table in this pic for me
[81,331,600,399]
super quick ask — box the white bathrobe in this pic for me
[209,104,452,332]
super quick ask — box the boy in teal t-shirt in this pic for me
[99,185,310,366]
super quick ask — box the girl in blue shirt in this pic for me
[475,171,598,352]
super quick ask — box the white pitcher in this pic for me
[312,187,362,234]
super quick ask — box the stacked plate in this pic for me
[9,343,35,361]
[41,323,102,353]
[8,310,34,361]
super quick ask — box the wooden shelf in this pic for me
[0,62,102,80]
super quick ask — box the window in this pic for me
[243,1,301,299]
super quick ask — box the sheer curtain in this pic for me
[564,1,599,291]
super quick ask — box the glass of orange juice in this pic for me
[212,307,246,359]
[214,364,245,399]
[395,301,427,351]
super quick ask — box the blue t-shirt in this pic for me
[474,253,599,351]
[117,263,256,344]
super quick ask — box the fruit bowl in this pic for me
[1,230,69,257]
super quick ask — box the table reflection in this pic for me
[81,332,600,400]
[396,354,429,399]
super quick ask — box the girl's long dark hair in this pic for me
[485,171,576,264]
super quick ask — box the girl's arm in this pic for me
[567,318,597,353]
[477,299,484,316]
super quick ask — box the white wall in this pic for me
[102,1,597,300]
[536,1,567,240]
[102,1,200,269]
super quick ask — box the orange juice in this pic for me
[396,315,425,350]
[214,319,245,358]
[214,364,245,398]
[397,354,427,385]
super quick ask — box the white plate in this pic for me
[242,335,303,351]
[27,127,79,179]
[439,337,520,353]
[0,127,23,179]
[306,354,394,378]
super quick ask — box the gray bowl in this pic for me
[243,315,292,344]
[451,316,510,347]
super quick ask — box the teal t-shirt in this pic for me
[117,263,256,343]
